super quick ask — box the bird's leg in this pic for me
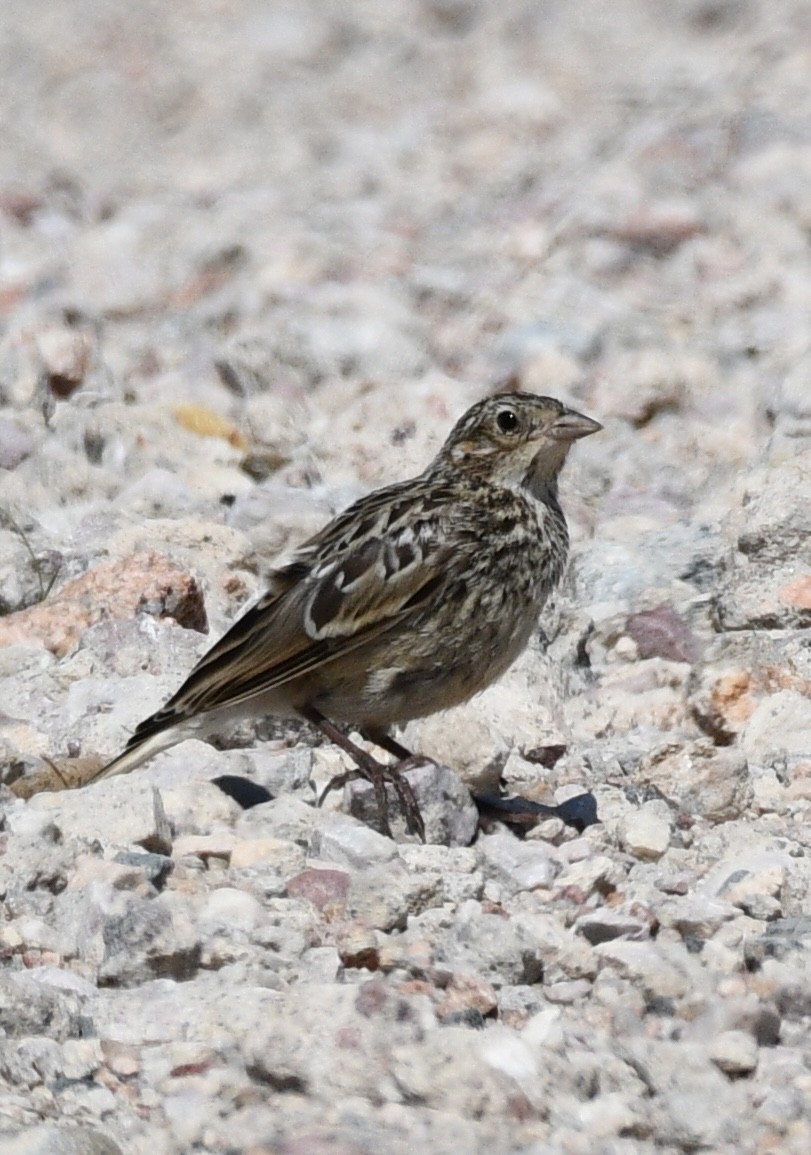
[364,728,436,837]
[299,706,425,840]
[362,728,415,762]
[364,727,438,817]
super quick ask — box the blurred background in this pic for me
[2,1,809,457]
[1,0,810,611]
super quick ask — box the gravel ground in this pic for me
[1,1,811,1152]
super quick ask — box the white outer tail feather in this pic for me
[90,726,184,783]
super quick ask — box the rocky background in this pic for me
[1,1,810,1152]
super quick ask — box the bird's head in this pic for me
[437,392,602,490]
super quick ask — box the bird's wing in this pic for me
[137,479,455,728]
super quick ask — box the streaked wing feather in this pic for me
[144,480,451,724]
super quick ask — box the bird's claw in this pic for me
[318,758,426,842]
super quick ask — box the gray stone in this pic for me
[0,1037,63,1087]
[640,740,752,823]
[435,901,544,987]
[0,973,89,1041]
[311,818,400,868]
[96,891,202,986]
[397,844,484,904]
[0,528,56,615]
[623,1038,749,1148]
[29,779,172,854]
[0,1125,122,1155]
[238,746,314,797]
[478,831,559,895]
[658,896,738,939]
[344,861,444,932]
[595,941,695,1001]
[0,418,36,470]
[735,448,811,566]
[554,852,628,896]
[701,851,788,920]
[234,795,341,847]
[575,908,652,945]
[714,565,811,632]
[345,760,478,846]
[740,690,811,762]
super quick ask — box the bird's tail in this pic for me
[86,719,184,784]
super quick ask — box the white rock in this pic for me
[740,690,811,760]
[700,852,789,914]
[162,776,242,834]
[61,1039,104,1081]
[200,887,264,932]
[479,831,559,895]
[710,1029,759,1075]
[522,1007,566,1053]
[555,853,627,895]
[29,779,172,854]
[229,836,307,876]
[311,820,399,867]
[3,805,61,840]
[595,941,692,1000]
[477,1027,539,1086]
[619,803,671,860]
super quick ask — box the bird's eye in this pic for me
[496,408,519,434]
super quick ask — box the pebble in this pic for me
[0,552,207,658]
[345,759,479,846]
[29,779,172,854]
[311,819,400,867]
[478,830,559,895]
[595,941,693,1001]
[575,908,652,945]
[228,836,306,874]
[544,979,592,1004]
[701,852,788,919]
[710,1029,760,1076]
[0,418,36,470]
[0,1125,123,1155]
[641,741,752,822]
[555,853,627,896]
[199,887,265,932]
[619,803,672,860]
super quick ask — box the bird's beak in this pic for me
[547,409,602,441]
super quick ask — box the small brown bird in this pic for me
[88,392,601,837]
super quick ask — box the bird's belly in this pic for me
[309,596,541,727]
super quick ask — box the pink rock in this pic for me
[0,551,208,657]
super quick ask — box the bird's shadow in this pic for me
[471,790,599,837]
[212,772,599,839]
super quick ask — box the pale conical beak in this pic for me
[548,409,603,441]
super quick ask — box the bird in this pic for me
[87,392,601,838]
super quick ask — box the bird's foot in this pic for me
[318,755,426,841]
[301,705,426,840]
